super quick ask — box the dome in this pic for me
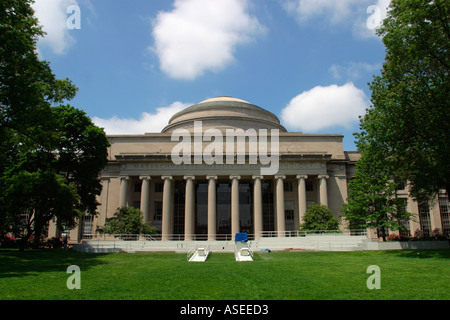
[161,96,287,133]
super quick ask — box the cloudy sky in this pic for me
[32,0,391,151]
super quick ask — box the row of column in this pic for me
[119,174,329,240]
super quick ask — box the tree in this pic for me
[341,138,412,241]
[365,0,450,202]
[3,169,81,249]
[97,207,157,236]
[0,0,109,250]
[51,105,109,215]
[1,104,109,250]
[299,204,339,231]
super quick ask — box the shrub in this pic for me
[1,235,18,248]
[430,228,447,240]
[45,237,63,249]
[412,228,448,241]
[97,206,157,235]
[413,228,425,240]
[387,233,401,241]
[300,204,340,231]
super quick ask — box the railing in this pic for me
[81,233,158,241]
[83,233,239,241]
[234,241,253,260]
[187,246,196,261]
[81,229,367,242]
[258,229,368,238]
[187,244,210,261]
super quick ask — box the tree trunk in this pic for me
[32,226,42,249]
[18,238,27,252]
[381,227,387,242]
[18,231,32,252]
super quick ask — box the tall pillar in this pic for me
[275,175,286,237]
[207,176,217,241]
[252,175,263,239]
[318,174,329,207]
[230,175,240,240]
[140,176,151,223]
[119,176,129,208]
[296,175,308,226]
[184,176,195,241]
[161,176,173,241]
[100,177,110,224]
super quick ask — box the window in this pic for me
[60,224,71,239]
[398,198,410,236]
[217,181,231,236]
[173,181,185,236]
[399,219,410,237]
[238,181,253,235]
[395,179,407,191]
[152,201,162,232]
[439,197,450,237]
[20,210,31,227]
[134,182,142,192]
[418,201,432,235]
[262,181,274,232]
[154,201,162,221]
[306,182,313,192]
[81,215,94,239]
[196,182,208,238]
[377,227,389,239]
[284,181,293,192]
[155,182,164,193]
[285,201,295,231]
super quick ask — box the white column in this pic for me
[207,176,217,241]
[140,176,151,223]
[100,178,110,224]
[230,175,240,240]
[318,174,329,207]
[119,176,129,208]
[161,176,173,241]
[296,175,308,226]
[184,176,195,241]
[275,175,286,237]
[253,175,263,240]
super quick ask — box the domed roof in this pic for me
[162,96,286,133]
[199,96,251,104]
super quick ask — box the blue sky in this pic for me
[32,0,391,151]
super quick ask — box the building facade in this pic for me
[51,97,449,242]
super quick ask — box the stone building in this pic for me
[52,96,449,242]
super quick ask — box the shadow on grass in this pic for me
[384,248,450,260]
[0,249,111,279]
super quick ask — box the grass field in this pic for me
[1,248,449,300]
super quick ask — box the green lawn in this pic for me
[0,248,449,300]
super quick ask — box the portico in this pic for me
[114,172,331,241]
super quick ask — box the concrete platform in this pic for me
[73,234,373,253]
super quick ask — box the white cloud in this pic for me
[32,0,79,54]
[151,0,266,80]
[353,0,392,39]
[280,83,368,132]
[91,102,190,135]
[282,0,392,37]
[282,0,362,25]
[329,62,381,81]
